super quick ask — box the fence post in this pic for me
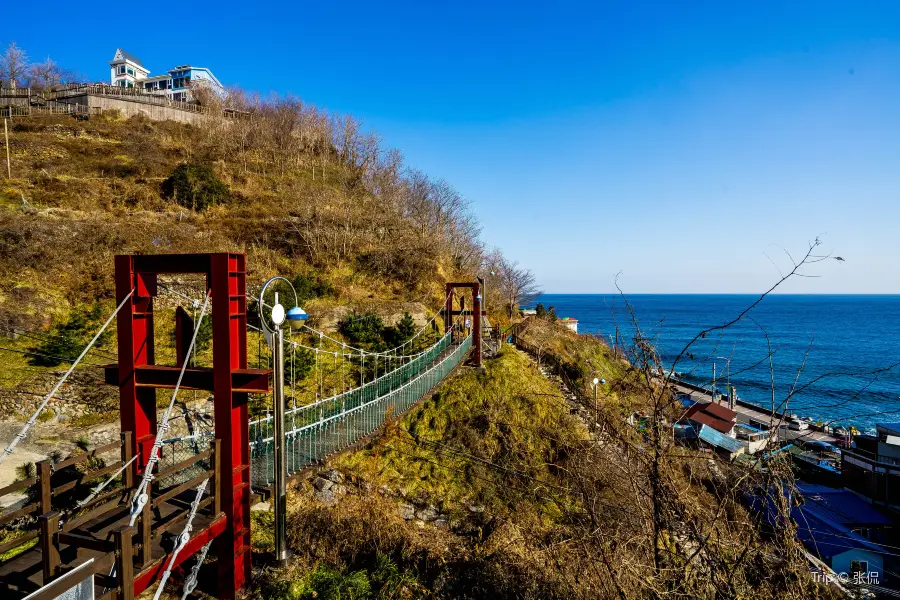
[113,525,136,600]
[121,431,134,488]
[39,511,60,583]
[38,459,53,515]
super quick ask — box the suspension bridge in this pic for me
[0,253,483,600]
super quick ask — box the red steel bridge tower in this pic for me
[108,253,270,598]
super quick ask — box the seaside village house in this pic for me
[109,48,223,102]
[559,317,578,333]
[748,483,893,585]
[842,423,900,509]
[676,401,744,459]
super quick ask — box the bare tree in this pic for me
[0,42,29,89]
[27,56,74,91]
[495,254,541,317]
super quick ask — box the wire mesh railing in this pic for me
[249,333,471,487]
[157,433,215,489]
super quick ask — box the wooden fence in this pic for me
[0,103,97,119]
[1,86,248,120]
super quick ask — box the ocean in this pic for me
[526,295,900,432]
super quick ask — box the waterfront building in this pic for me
[733,423,768,454]
[749,483,893,585]
[559,317,578,333]
[842,423,900,509]
[681,401,737,437]
[109,49,224,102]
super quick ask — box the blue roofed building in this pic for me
[697,423,744,459]
[109,49,224,103]
[748,483,895,587]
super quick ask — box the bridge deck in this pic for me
[0,486,220,599]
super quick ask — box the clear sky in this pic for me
[3,1,899,293]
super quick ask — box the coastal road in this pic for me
[672,383,841,445]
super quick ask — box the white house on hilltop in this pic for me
[108,48,224,102]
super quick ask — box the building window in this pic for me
[118,66,126,75]
[127,67,135,76]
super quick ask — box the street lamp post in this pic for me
[590,371,607,415]
[258,276,308,566]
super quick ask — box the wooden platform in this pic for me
[0,485,222,599]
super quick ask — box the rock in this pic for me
[315,488,335,504]
[321,468,343,484]
[415,504,439,522]
[399,503,416,520]
[468,505,485,514]
[312,477,333,492]
[434,517,448,527]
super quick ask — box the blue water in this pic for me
[527,295,900,432]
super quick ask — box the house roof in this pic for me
[793,485,891,559]
[797,484,891,528]
[683,402,735,434]
[112,48,144,67]
[877,423,900,436]
[703,401,737,422]
[698,424,743,455]
[747,484,891,560]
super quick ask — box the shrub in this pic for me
[27,304,114,367]
[339,312,386,351]
[161,162,230,211]
[292,273,335,305]
[384,312,416,348]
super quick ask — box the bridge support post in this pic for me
[444,283,453,334]
[107,253,264,600]
[38,512,60,584]
[115,255,158,475]
[211,253,252,599]
[113,526,135,600]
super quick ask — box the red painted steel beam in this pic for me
[132,513,227,596]
[115,256,159,474]
[104,364,271,394]
[211,253,252,599]
[131,254,216,276]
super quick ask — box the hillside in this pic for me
[0,109,830,600]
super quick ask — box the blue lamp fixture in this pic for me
[286,306,308,327]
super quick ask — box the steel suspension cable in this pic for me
[0,290,135,466]
[127,291,211,528]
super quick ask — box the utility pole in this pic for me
[4,118,10,179]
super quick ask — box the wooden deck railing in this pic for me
[0,433,222,599]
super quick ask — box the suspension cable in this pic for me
[127,291,211,528]
[153,478,209,600]
[0,290,135,466]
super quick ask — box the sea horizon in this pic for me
[524,294,900,432]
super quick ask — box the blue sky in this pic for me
[3,1,899,293]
